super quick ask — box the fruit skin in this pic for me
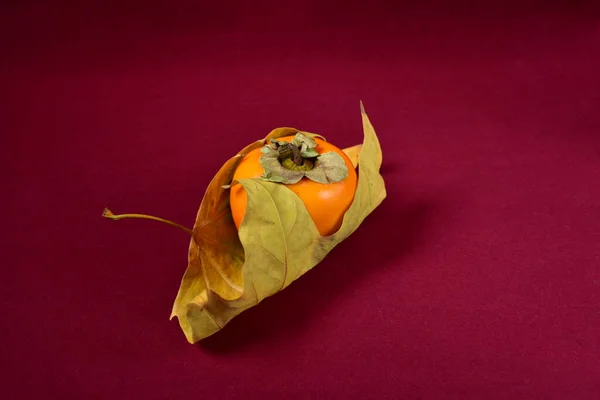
[230,136,358,236]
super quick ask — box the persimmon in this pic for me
[230,133,358,236]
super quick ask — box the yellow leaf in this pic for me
[186,154,246,302]
[264,127,300,142]
[342,144,362,169]
[171,105,386,343]
[170,127,303,337]
[236,178,323,300]
[173,127,304,304]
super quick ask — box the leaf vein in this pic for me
[252,181,289,288]
[200,247,244,294]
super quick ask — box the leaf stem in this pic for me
[102,207,194,236]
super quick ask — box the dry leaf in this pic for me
[170,127,303,338]
[171,104,386,343]
[342,144,362,169]
[236,179,322,299]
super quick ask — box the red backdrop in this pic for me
[2,1,599,398]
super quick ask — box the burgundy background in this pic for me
[2,1,599,398]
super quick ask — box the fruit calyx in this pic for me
[259,132,348,185]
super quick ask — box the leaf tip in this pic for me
[359,100,365,114]
[102,207,115,219]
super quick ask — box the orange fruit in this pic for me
[230,136,357,236]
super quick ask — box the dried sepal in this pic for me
[259,131,349,185]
